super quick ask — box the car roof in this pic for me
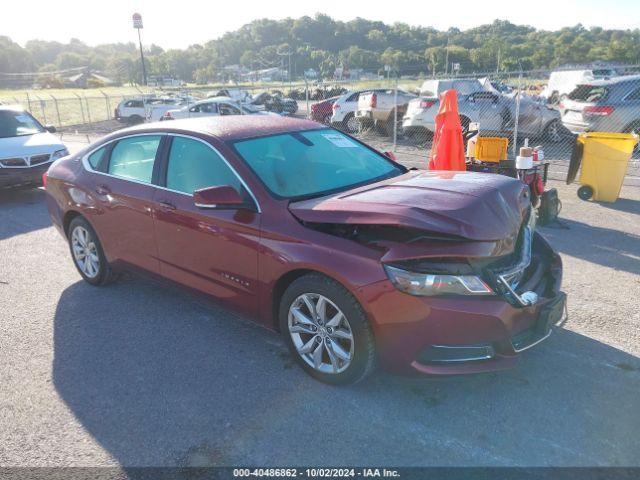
[582,74,640,87]
[197,96,236,103]
[112,116,325,142]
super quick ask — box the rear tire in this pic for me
[68,216,118,286]
[342,113,358,133]
[279,274,376,385]
[577,185,594,201]
[543,119,563,143]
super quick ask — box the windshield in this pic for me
[0,110,45,138]
[233,129,405,199]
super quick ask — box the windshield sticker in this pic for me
[322,133,357,148]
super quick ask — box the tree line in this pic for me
[1,16,639,85]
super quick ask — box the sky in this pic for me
[3,0,639,49]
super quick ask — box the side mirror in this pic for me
[194,185,246,210]
[44,125,57,133]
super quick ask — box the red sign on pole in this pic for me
[132,13,143,29]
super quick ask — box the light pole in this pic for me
[132,13,147,86]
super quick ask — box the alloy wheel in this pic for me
[346,115,359,133]
[71,226,100,279]
[288,293,354,374]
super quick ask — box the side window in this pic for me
[219,103,241,116]
[108,135,161,183]
[124,100,135,108]
[189,105,200,112]
[200,103,216,113]
[87,146,107,171]
[166,137,243,195]
[347,92,359,102]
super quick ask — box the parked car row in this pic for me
[311,79,565,142]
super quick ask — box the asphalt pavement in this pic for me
[1,162,639,467]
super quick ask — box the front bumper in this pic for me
[359,233,564,375]
[0,162,51,188]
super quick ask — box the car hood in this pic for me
[289,171,530,243]
[0,132,65,158]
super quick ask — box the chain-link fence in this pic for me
[5,65,639,181]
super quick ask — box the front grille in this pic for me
[29,154,50,166]
[0,157,27,167]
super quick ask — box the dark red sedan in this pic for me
[44,116,565,384]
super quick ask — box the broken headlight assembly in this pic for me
[384,265,493,297]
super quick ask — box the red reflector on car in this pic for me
[42,172,47,188]
[584,106,615,116]
[420,100,435,109]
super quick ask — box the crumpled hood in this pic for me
[0,132,65,158]
[289,171,530,242]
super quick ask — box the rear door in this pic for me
[152,135,261,314]
[84,134,163,273]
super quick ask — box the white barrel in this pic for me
[516,155,533,169]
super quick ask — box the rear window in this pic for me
[568,85,608,102]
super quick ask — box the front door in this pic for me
[152,135,261,315]
[85,134,162,273]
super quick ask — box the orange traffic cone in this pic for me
[428,89,466,171]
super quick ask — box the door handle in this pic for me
[157,200,176,211]
[95,184,111,195]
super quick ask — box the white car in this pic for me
[114,95,158,123]
[330,89,387,133]
[161,97,275,121]
[0,105,68,188]
[145,96,199,122]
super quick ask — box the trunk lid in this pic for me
[289,171,530,243]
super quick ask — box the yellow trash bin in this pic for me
[567,132,638,202]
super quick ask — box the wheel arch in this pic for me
[271,267,361,331]
[62,210,83,238]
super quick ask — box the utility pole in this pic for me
[132,13,147,86]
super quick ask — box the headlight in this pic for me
[384,265,493,297]
[51,148,69,161]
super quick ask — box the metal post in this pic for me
[101,91,111,121]
[84,95,92,126]
[37,96,47,125]
[138,28,147,86]
[512,72,522,158]
[393,75,398,151]
[75,93,86,125]
[305,78,309,116]
[26,92,32,113]
[51,95,61,127]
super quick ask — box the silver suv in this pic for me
[560,75,640,134]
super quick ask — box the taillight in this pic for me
[163,111,172,119]
[42,172,47,188]
[584,106,615,116]
[370,93,377,108]
[420,100,435,109]
[332,103,339,110]
[558,102,564,110]
[311,103,318,112]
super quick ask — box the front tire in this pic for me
[279,274,376,385]
[68,216,117,286]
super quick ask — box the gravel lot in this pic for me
[1,139,639,468]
